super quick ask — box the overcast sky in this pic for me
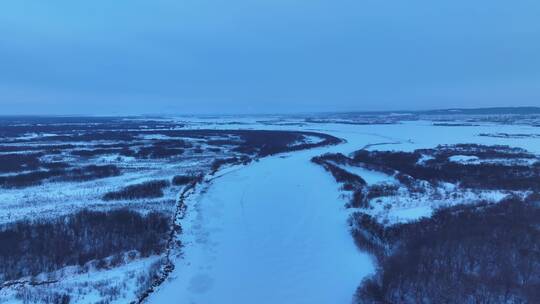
[1,1,540,115]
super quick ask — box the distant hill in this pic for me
[327,107,540,116]
[418,107,540,115]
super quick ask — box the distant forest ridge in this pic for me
[327,107,540,116]
[1,106,540,119]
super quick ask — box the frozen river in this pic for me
[149,143,375,303]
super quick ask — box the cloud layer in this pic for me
[1,0,539,114]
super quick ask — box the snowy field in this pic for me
[3,115,540,303]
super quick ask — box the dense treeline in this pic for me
[0,116,182,139]
[0,170,59,188]
[135,146,185,159]
[172,174,203,186]
[312,144,540,303]
[351,144,540,191]
[102,180,169,201]
[71,148,129,157]
[0,165,120,188]
[0,144,76,153]
[365,183,399,201]
[15,290,71,304]
[312,155,367,189]
[419,144,535,160]
[3,126,341,155]
[58,165,120,182]
[312,154,369,207]
[25,132,137,143]
[242,131,342,157]
[40,162,71,170]
[0,153,42,172]
[0,152,70,174]
[0,209,170,282]
[351,198,540,303]
[313,145,540,205]
[211,156,251,172]
[3,130,340,167]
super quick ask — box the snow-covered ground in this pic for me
[148,118,540,304]
[5,116,540,303]
[0,138,233,225]
[1,255,163,304]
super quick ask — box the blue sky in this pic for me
[1,0,539,114]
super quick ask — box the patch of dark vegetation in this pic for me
[92,143,136,149]
[21,132,138,143]
[40,162,71,170]
[2,126,340,157]
[0,116,140,138]
[0,165,120,188]
[0,209,170,282]
[351,198,540,303]
[211,156,251,172]
[312,154,374,207]
[136,146,185,159]
[479,133,540,139]
[0,117,185,141]
[150,139,192,149]
[0,144,76,153]
[15,289,71,304]
[232,130,342,157]
[1,121,341,164]
[126,130,339,156]
[353,150,422,173]
[57,165,121,182]
[207,139,242,146]
[0,171,60,188]
[351,144,540,191]
[305,118,397,125]
[350,189,369,208]
[0,153,42,173]
[312,155,366,189]
[365,183,399,200]
[311,143,540,303]
[419,143,535,160]
[171,174,203,186]
[315,152,397,175]
[70,148,128,157]
[432,122,480,127]
[103,180,169,201]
